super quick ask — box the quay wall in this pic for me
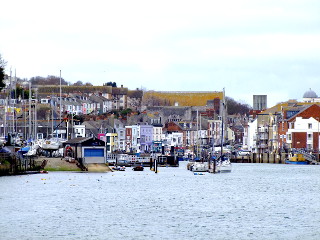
[232,153,288,164]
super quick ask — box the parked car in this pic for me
[237,150,251,156]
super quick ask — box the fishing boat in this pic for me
[285,153,309,165]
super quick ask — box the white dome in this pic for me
[303,89,318,98]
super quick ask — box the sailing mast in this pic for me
[59,70,62,139]
[196,109,199,158]
[29,80,32,140]
[13,69,16,135]
[221,88,226,156]
[220,88,226,156]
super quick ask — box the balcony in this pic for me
[257,144,268,148]
[259,133,268,140]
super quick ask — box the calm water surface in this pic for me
[1,162,320,240]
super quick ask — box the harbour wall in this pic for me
[231,153,320,164]
[231,153,286,164]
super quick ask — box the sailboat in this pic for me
[41,71,65,153]
[218,89,231,173]
[191,110,210,173]
[209,88,232,173]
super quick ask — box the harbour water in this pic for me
[1,162,320,240]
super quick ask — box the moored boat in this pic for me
[112,166,126,171]
[285,153,309,165]
[218,158,232,173]
[132,165,144,171]
[42,139,60,150]
[192,162,208,172]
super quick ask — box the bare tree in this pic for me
[73,80,84,86]
[30,75,69,85]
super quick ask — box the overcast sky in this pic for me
[1,0,319,107]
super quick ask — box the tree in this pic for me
[73,80,84,86]
[105,81,117,87]
[15,84,30,99]
[225,97,252,115]
[30,75,69,85]
[0,67,5,91]
[0,54,7,91]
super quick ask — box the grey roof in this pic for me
[64,137,92,144]
[303,89,318,98]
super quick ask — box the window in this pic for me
[307,133,312,140]
[287,134,292,141]
[308,123,312,129]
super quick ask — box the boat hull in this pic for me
[42,141,60,150]
[285,160,308,165]
[192,163,208,172]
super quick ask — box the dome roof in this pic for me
[303,89,318,98]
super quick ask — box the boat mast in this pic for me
[34,89,37,139]
[51,99,54,138]
[13,69,16,135]
[220,88,225,157]
[196,109,199,157]
[59,70,62,139]
[29,80,32,140]
[9,68,12,134]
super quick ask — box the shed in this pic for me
[63,137,106,164]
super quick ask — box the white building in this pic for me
[286,117,320,150]
[131,125,140,153]
[243,119,257,152]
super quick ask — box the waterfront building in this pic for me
[243,119,257,152]
[125,126,132,153]
[139,123,153,153]
[282,104,320,151]
[106,132,117,153]
[114,119,126,152]
[63,137,107,164]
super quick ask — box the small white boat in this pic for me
[0,137,7,146]
[218,158,232,173]
[192,162,208,172]
[42,139,60,150]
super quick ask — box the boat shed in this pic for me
[63,137,106,164]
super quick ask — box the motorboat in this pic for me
[285,153,309,165]
[218,157,232,173]
[42,139,60,150]
[132,165,144,171]
[112,166,126,171]
[192,162,208,172]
